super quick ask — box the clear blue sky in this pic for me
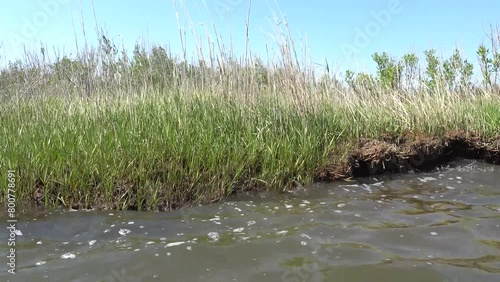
[1,0,499,77]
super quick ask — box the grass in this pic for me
[1,86,499,211]
[1,5,499,211]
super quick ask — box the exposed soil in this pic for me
[317,130,500,181]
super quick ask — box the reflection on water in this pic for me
[1,159,499,282]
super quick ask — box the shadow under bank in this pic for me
[318,130,499,181]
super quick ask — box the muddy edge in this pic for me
[317,130,500,180]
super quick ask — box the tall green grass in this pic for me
[1,6,499,210]
[2,87,499,210]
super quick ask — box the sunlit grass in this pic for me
[1,86,498,210]
[0,4,499,210]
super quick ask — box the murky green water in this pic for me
[1,159,499,282]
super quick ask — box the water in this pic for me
[1,159,499,282]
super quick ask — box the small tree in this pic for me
[372,52,402,90]
[477,44,492,88]
[477,28,500,90]
[442,49,474,93]
[424,49,441,91]
[401,52,419,90]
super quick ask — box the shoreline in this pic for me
[319,131,499,181]
[2,91,499,212]
[8,130,499,213]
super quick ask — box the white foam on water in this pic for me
[300,234,311,240]
[361,184,372,193]
[61,253,76,259]
[247,220,256,226]
[166,241,185,247]
[119,229,131,236]
[208,232,219,241]
[418,177,437,183]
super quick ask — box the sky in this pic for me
[1,0,499,77]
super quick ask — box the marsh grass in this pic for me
[1,4,499,210]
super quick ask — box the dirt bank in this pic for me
[317,130,500,181]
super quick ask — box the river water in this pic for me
[1,159,499,282]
